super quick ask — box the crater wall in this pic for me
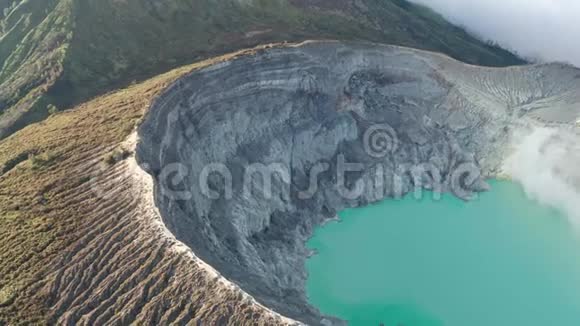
[136,41,580,324]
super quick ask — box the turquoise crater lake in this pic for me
[306,180,580,326]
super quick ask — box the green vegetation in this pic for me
[0,0,524,139]
[0,0,73,135]
[46,104,58,115]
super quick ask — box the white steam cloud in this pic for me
[411,0,580,67]
[504,127,580,225]
[406,1,580,222]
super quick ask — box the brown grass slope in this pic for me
[0,45,295,325]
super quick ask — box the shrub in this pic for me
[29,153,57,170]
[47,104,58,115]
[104,148,131,166]
[1,150,36,175]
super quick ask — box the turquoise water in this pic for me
[306,180,580,326]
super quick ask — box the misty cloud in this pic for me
[504,127,580,227]
[411,0,580,67]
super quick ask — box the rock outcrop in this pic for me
[137,41,580,325]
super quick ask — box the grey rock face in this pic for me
[136,41,580,325]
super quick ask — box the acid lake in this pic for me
[306,180,580,326]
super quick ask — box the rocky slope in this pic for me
[136,41,580,325]
[0,0,524,139]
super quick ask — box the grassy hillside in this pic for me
[0,0,525,139]
[0,0,73,137]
